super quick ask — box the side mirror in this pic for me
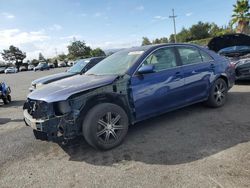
[137,65,155,74]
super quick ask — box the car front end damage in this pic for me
[23,75,133,141]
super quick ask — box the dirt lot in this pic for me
[0,69,250,188]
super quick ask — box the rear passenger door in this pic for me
[176,46,215,103]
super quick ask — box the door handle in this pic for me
[174,71,182,81]
[210,64,215,69]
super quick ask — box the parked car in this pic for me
[28,65,35,71]
[0,82,11,104]
[20,66,27,71]
[208,34,250,80]
[58,61,67,67]
[29,57,105,92]
[5,67,18,74]
[23,44,235,150]
[34,63,50,71]
[0,67,6,74]
[48,63,55,68]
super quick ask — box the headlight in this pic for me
[36,83,44,89]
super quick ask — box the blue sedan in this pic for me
[23,44,235,150]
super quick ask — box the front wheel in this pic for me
[82,103,129,150]
[206,78,228,108]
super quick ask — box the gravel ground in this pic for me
[0,69,250,188]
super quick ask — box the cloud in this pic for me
[186,12,193,17]
[0,29,51,60]
[2,12,15,19]
[60,35,83,40]
[49,24,63,31]
[136,5,144,11]
[94,12,102,17]
[0,29,49,47]
[153,16,168,20]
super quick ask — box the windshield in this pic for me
[86,50,144,75]
[67,59,89,73]
[219,46,250,55]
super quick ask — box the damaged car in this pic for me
[23,44,235,150]
[208,33,250,80]
[29,57,105,92]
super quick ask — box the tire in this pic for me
[3,97,8,104]
[206,78,228,108]
[82,103,129,150]
[33,130,48,141]
[7,95,11,102]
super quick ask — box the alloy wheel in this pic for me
[96,112,125,144]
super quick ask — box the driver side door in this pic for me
[130,47,185,121]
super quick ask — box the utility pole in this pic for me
[169,9,177,43]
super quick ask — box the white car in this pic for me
[5,67,18,74]
[28,65,35,70]
[58,61,67,67]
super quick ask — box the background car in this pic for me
[29,57,105,91]
[4,67,18,74]
[48,63,55,68]
[58,61,67,67]
[20,66,27,71]
[24,44,235,150]
[208,34,250,80]
[28,64,35,71]
[34,63,50,71]
[0,67,6,74]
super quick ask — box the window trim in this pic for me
[132,46,181,76]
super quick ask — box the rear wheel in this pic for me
[82,103,129,150]
[206,78,228,108]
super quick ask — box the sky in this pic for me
[0,0,236,60]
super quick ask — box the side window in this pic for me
[143,47,177,72]
[85,60,97,71]
[200,50,213,62]
[178,47,202,65]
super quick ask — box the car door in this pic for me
[176,46,215,103]
[130,47,185,121]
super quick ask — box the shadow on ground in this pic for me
[58,92,250,166]
[0,100,25,108]
[0,118,23,125]
[235,80,250,85]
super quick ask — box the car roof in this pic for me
[120,43,203,53]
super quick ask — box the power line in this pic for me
[169,9,177,43]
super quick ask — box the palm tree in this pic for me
[231,0,250,34]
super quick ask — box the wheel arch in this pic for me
[78,93,133,127]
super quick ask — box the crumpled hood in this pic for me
[32,72,76,85]
[208,34,250,52]
[28,74,118,103]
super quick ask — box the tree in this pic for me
[91,48,106,57]
[169,34,176,43]
[141,37,151,46]
[58,53,67,61]
[67,40,92,60]
[160,37,168,43]
[189,21,211,41]
[152,38,161,44]
[1,45,26,71]
[31,59,39,66]
[231,0,250,34]
[38,53,46,62]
